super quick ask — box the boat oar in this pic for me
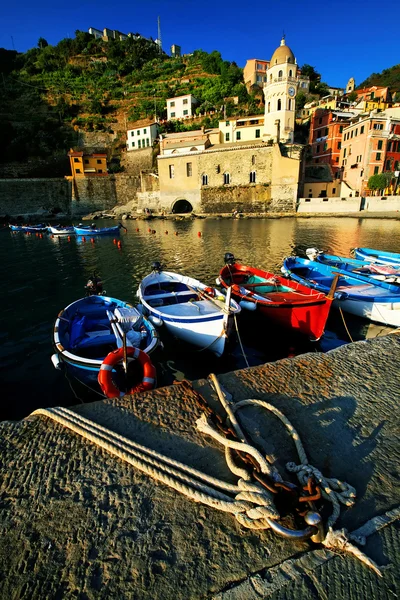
[123,331,128,374]
[326,273,341,300]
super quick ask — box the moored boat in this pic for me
[48,225,75,235]
[353,247,400,267]
[73,224,124,236]
[10,224,48,233]
[282,255,400,327]
[137,262,241,357]
[52,291,160,397]
[218,253,334,341]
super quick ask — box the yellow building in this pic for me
[243,59,269,91]
[68,148,108,177]
[218,116,264,143]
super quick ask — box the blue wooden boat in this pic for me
[52,293,160,396]
[282,256,400,327]
[73,224,122,236]
[10,224,48,233]
[353,247,400,267]
[306,248,400,284]
[137,262,241,357]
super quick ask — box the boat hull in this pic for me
[138,270,240,357]
[73,226,120,236]
[49,226,75,235]
[52,295,159,391]
[354,247,400,267]
[219,263,332,341]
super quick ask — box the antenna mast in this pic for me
[157,16,162,52]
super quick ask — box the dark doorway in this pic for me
[172,199,193,214]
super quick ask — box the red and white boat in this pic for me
[218,253,336,341]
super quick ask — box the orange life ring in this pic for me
[98,346,156,398]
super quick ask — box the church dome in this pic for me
[270,37,295,66]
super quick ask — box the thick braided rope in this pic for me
[228,397,381,574]
[30,407,277,526]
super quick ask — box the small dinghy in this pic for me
[137,262,241,357]
[218,253,335,341]
[353,247,400,267]
[282,255,400,327]
[48,225,75,235]
[52,282,159,397]
[73,223,125,236]
[10,224,48,233]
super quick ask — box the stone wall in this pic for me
[121,147,154,175]
[71,174,141,215]
[201,184,271,213]
[297,197,362,213]
[0,178,71,218]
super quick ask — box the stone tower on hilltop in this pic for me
[263,36,309,143]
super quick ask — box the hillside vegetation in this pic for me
[358,63,400,93]
[0,31,260,164]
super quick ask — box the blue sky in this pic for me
[0,0,393,87]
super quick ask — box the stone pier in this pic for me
[0,335,399,599]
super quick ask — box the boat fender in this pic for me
[215,277,221,285]
[98,346,157,398]
[51,353,63,370]
[239,300,257,312]
[334,291,349,300]
[204,286,216,297]
[149,315,163,327]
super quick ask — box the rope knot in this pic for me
[234,478,279,526]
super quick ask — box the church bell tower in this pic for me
[263,36,301,144]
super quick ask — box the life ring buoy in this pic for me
[98,346,156,398]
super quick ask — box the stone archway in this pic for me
[171,199,193,214]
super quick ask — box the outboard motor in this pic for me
[305,248,323,261]
[152,261,162,273]
[224,252,237,265]
[85,273,103,296]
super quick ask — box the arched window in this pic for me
[252,155,256,165]
[250,171,256,183]
[268,102,271,113]
[289,69,293,77]
[223,173,230,185]
[202,174,208,185]
[190,147,198,151]
[270,73,272,82]
[278,70,283,78]
[288,99,292,111]
[277,99,281,111]
[288,57,292,63]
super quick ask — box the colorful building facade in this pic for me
[68,148,108,177]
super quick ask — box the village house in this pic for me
[67,148,108,177]
[243,59,269,91]
[166,94,199,120]
[309,108,355,175]
[219,116,265,144]
[339,108,400,196]
[126,119,159,151]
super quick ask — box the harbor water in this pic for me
[1,216,399,421]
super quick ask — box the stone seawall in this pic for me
[71,175,141,216]
[0,178,71,218]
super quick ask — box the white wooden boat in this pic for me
[137,263,241,357]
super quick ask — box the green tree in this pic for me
[368,173,390,194]
[38,37,48,49]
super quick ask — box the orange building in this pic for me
[309,109,354,175]
[68,148,108,177]
[243,59,269,91]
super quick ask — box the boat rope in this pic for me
[30,406,279,526]
[233,313,250,368]
[206,374,382,576]
[338,306,354,342]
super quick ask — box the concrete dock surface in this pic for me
[0,334,399,599]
